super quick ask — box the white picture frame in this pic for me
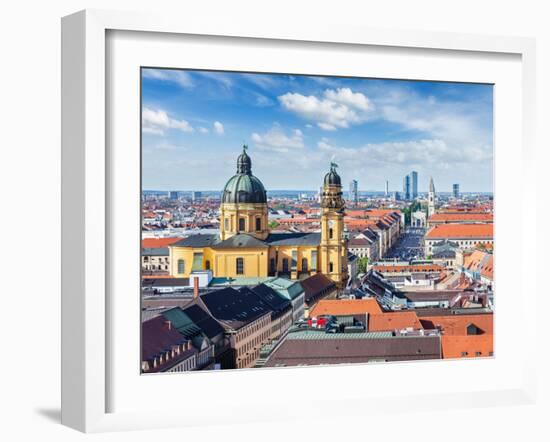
[61,9,538,433]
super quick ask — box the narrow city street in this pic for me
[385,227,426,261]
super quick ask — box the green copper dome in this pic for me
[222,146,267,204]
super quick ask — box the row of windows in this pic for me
[177,253,324,276]
[144,264,169,270]
[224,217,263,232]
[238,315,270,340]
[143,256,169,263]
[238,349,260,369]
[177,252,322,275]
[177,259,211,274]
[170,357,196,372]
[460,351,489,358]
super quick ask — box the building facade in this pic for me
[169,147,348,289]
[403,174,411,200]
[410,171,418,199]
[453,183,460,199]
[424,223,494,256]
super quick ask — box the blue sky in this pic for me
[142,68,493,192]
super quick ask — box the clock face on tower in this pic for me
[328,220,335,228]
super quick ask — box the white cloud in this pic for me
[154,142,187,151]
[198,127,209,134]
[278,87,373,131]
[142,107,194,135]
[251,125,304,153]
[241,73,279,90]
[324,88,371,111]
[316,137,492,169]
[255,93,274,107]
[142,69,194,88]
[213,121,225,135]
[143,126,164,135]
[197,72,233,88]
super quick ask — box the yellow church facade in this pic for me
[169,146,348,287]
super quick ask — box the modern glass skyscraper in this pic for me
[349,179,358,206]
[403,175,411,200]
[453,183,460,198]
[403,171,418,200]
[411,171,418,199]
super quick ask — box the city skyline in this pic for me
[142,68,494,192]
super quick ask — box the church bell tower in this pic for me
[320,162,348,290]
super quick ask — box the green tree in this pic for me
[268,220,279,229]
[402,201,421,225]
[357,256,369,274]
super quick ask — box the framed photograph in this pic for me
[61,9,537,433]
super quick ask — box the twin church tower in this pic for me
[169,145,348,288]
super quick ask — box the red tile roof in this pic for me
[480,255,494,280]
[441,335,493,359]
[278,218,319,224]
[309,299,383,317]
[420,314,493,336]
[373,264,444,273]
[428,213,493,223]
[425,223,493,239]
[463,250,494,280]
[142,237,182,248]
[368,312,422,332]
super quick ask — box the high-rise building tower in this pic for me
[349,180,358,207]
[411,171,418,199]
[320,163,348,289]
[385,180,389,197]
[428,176,436,217]
[403,175,411,200]
[453,183,460,199]
[169,191,179,200]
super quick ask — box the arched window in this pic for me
[282,258,289,273]
[255,217,261,231]
[301,258,308,272]
[177,259,185,274]
[329,262,334,273]
[238,218,246,232]
[236,257,244,275]
[224,218,229,231]
[269,258,276,274]
[205,260,211,270]
[329,228,333,239]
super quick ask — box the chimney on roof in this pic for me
[193,276,199,299]
[481,294,488,308]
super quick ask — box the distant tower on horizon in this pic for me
[403,171,418,200]
[411,171,418,199]
[403,175,411,200]
[385,180,389,197]
[349,180,358,207]
[453,183,460,199]
[428,177,436,217]
[192,191,202,202]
